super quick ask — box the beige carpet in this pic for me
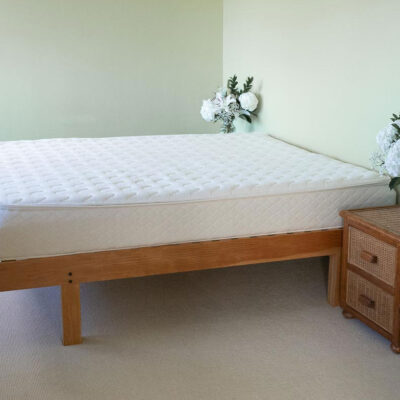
[1,257,400,400]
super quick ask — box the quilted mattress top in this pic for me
[0,133,389,207]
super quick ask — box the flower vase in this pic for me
[221,122,235,134]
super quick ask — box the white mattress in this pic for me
[0,133,395,260]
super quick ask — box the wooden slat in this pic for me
[0,229,342,292]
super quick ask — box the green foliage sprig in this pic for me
[227,75,239,96]
[388,113,400,190]
[389,177,400,190]
[391,113,400,122]
[227,75,254,96]
[391,113,400,137]
[242,77,254,94]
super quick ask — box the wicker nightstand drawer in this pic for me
[346,270,394,333]
[348,226,397,285]
[341,206,400,353]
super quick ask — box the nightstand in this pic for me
[340,206,400,353]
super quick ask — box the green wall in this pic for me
[3,0,398,168]
[224,0,400,168]
[0,0,222,141]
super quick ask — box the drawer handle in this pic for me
[358,294,375,309]
[360,250,378,264]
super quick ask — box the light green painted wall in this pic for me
[224,0,400,168]
[0,0,222,141]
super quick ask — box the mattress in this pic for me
[0,133,395,260]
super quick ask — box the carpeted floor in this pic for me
[1,257,400,400]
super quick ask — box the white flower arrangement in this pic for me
[200,75,259,133]
[371,113,400,189]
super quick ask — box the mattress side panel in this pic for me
[0,185,395,260]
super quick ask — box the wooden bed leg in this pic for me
[61,283,82,345]
[327,249,341,307]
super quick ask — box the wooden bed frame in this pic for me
[0,228,342,345]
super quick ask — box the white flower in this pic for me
[214,91,237,112]
[384,140,400,177]
[200,99,217,122]
[377,123,398,153]
[239,92,258,112]
[370,151,386,175]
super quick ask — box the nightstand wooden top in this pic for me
[341,206,400,238]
